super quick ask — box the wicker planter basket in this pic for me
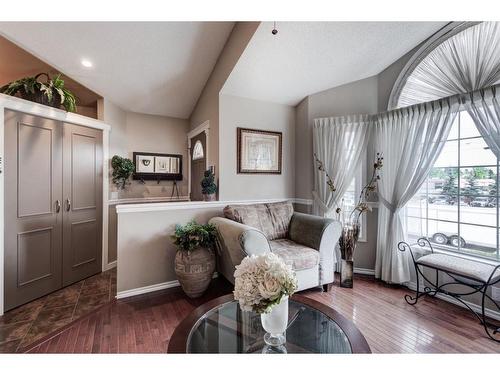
[174,247,216,298]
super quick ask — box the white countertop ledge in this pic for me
[116,198,298,214]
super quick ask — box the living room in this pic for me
[1,0,500,373]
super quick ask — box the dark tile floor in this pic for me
[0,268,116,352]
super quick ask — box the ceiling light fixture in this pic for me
[81,59,93,68]
[271,22,278,35]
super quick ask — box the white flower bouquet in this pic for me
[233,253,298,314]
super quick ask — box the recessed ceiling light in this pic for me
[81,59,93,68]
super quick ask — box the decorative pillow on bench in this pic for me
[223,201,294,240]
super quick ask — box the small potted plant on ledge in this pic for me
[201,169,217,201]
[171,220,217,298]
[111,155,135,189]
[0,73,77,112]
[234,253,298,348]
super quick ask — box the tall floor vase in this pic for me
[338,223,359,288]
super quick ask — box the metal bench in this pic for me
[398,237,500,342]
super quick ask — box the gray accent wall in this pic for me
[219,94,295,200]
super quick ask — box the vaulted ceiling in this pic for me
[222,22,448,105]
[0,22,235,119]
[0,21,450,118]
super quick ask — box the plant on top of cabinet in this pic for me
[0,73,77,112]
[111,155,135,189]
[171,221,217,298]
[201,169,217,201]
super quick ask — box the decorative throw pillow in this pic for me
[223,204,275,239]
[266,201,294,240]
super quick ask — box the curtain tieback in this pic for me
[379,196,399,213]
[312,191,333,215]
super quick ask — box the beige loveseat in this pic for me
[209,201,342,292]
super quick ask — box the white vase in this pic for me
[260,296,289,346]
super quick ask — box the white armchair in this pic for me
[209,201,341,292]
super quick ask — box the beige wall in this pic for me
[189,22,260,188]
[116,203,227,294]
[219,94,295,200]
[104,100,190,200]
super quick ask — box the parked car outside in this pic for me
[470,197,495,207]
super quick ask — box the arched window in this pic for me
[389,22,500,109]
[192,140,204,160]
[394,21,500,260]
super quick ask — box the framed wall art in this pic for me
[132,152,183,181]
[237,127,282,174]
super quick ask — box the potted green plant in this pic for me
[201,169,217,201]
[111,155,135,189]
[0,73,77,112]
[171,221,217,298]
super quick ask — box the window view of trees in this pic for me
[406,112,499,260]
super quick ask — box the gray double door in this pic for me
[4,110,103,311]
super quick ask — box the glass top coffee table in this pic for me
[168,294,371,354]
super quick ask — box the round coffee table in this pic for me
[168,294,371,354]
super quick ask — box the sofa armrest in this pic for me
[209,217,270,283]
[289,212,340,250]
[289,212,342,285]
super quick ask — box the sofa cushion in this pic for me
[223,201,294,240]
[270,239,320,271]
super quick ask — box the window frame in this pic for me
[404,111,500,261]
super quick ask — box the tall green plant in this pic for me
[0,73,77,112]
[111,155,135,189]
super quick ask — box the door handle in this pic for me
[66,198,71,212]
[55,200,61,213]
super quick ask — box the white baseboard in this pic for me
[353,267,375,276]
[406,281,500,322]
[116,272,219,299]
[103,260,117,271]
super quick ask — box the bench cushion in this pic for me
[417,253,500,283]
[270,239,319,271]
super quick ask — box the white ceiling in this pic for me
[0,22,234,118]
[222,22,448,105]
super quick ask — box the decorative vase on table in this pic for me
[233,253,298,348]
[260,296,289,346]
[338,222,360,288]
[171,221,217,298]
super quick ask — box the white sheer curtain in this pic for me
[374,98,459,283]
[467,86,500,158]
[397,22,500,108]
[312,116,371,217]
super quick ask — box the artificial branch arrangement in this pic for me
[0,73,77,112]
[314,152,383,288]
[314,152,383,225]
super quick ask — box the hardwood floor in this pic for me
[18,275,500,353]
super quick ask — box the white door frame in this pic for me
[187,121,210,200]
[0,94,111,315]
